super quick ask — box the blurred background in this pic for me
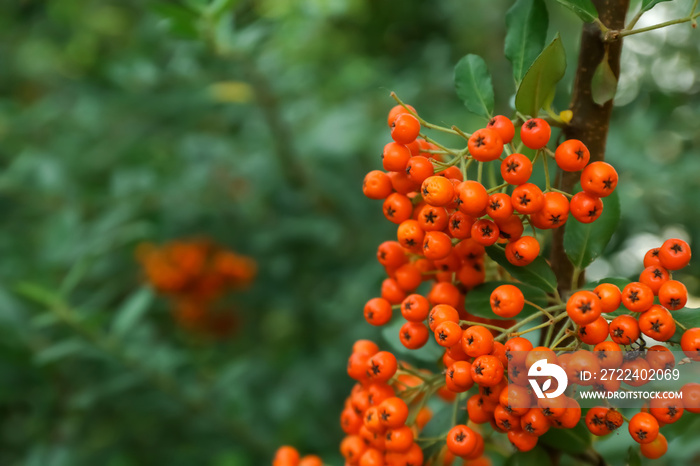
[1,0,699,465]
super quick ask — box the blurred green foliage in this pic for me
[1,0,699,465]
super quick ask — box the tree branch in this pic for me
[549,0,630,294]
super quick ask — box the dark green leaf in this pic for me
[591,54,618,105]
[564,188,621,270]
[515,35,567,117]
[464,281,548,319]
[553,0,598,22]
[454,54,495,119]
[486,246,558,294]
[626,445,642,466]
[505,446,552,466]
[667,306,700,344]
[505,0,549,83]
[540,422,592,454]
[641,0,673,13]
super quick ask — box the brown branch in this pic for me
[549,0,630,294]
[239,56,306,190]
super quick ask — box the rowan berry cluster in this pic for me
[272,102,695,465]
[136,239,256,337]
[363,101,618,270]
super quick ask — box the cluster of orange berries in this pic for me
[272,102,696,464]
[363,104,618,270]
[564,238,692,348]
[136,239,256,337]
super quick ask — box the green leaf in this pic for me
[150,3,200,39]
[626,445,642,466]
[486,246,558,294]
[641,0,673,13]
[206,0,239,19]
[540,422,592,454]
[454,54,495,119]
[505,0,549,83]
[564,188,621,270]
[667,306,700,344]
[591,53,618,105]
[15,282,62,307]
[34,340,86,365]
[464,281,548,320]
[111,287,154,338]
[381,318,443,363]
[515,35,567,117]
[505,446,552,466]
[553,0,598,22]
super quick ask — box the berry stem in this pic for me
[542,150,552,192]
[458,320,508,332]
[477,162,484,184]
[571,266,583,291]
[550,321,573,349]
[494,307,564,342]
[405,378,443,424]
[397,363,431,380]
[390,91,460,136]
[674,319,688,331]
[487,182,509,194]
[551,345,576,352]
[451,125,472,140]
[549,188,573,199]
[515,111,530,122]
[509,312,569,338]
[524,299,554,320]
[451,392,464,426]
[462,158,474,181]
[420,133,460,156]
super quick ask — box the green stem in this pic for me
[510,312,569,338]
[550,320,573,349]
[675,319,688,331]
[391,92,460,136]
[515,111,530,122]
[625,8,645,30]
[477,162,484,184]
[451,393,463,426]
[544,318,556,347]
[494,308,561,342]
[571,266,582,290]
[542,150,552,191]
[549,188,573,198]
[420,133,459,156]
[487,182,509,193]
[451,125,472,140]
[459,320,507,332]
[609,11,700,40]
[524,300,554,320]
